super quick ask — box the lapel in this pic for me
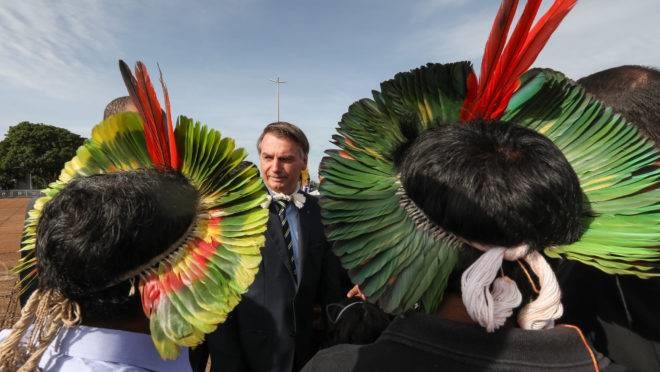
[297,199,313,284]
[268,203,297,287]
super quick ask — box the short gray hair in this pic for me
[257,122,310,156]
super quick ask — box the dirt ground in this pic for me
[0,198,29,328]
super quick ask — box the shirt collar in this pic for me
[262,188,306,209]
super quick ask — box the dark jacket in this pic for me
[303,313,624,372]
[206,194,349,372]
[559,261,660,372]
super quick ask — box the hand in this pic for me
[346,284,366,301]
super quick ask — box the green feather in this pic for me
[320,63,472,314]
[506,69,659,277]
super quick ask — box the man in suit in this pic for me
[206,122,350,372]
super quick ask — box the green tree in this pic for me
[0,122,85,189]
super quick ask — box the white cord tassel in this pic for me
[517,250,563,330]
[461,246,526,332]
[491,275,522,329]
[461,241,563,332]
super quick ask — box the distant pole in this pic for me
[270,77,286,121]
[28,171,32,190]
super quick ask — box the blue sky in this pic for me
[1,0,659,179]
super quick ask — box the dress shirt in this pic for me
[0,325,192,372]
[268,188,304,281]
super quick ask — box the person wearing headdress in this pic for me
[17,95,139,308]
[0,61,268,371]
[577,65,659,146]
[304,0,658,370]
[558,65,660,372]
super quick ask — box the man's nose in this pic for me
[272,158,283,171]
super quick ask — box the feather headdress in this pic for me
[13,61,268,359]
[320,0,659,324]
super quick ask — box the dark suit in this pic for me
[206,193,349,372]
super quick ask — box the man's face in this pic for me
[259,133,307,195]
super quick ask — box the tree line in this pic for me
[0,122,84,189]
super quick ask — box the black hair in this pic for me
[400,120,585,251]
[578,65,660,146]
[35,169,198,321]
[324,298,392,347]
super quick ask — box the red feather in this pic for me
[158,64,179,170]
[119,60,180,170]
[480,0,541,116]
[478,0,518,97]
[460,0,576,122]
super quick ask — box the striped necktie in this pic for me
[274,199,298,283]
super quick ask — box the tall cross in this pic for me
[270,77,286,121]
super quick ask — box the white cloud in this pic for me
[411,0,474,22]
[2,0,658,181]
[399,2,494,65]
[402,0,660,78]
[0,1,121,98]
[534,0,660,78]
[0,0,262,138]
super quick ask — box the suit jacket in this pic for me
[206,193,350,372]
